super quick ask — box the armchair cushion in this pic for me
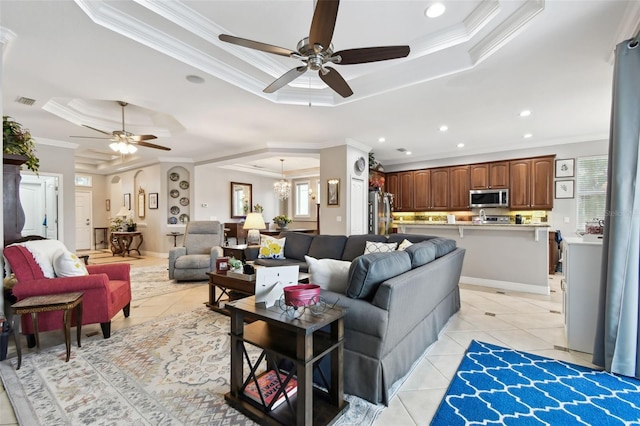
[169,221,223,281]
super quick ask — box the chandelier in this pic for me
[273,159,291,200]
[109,141,137,154]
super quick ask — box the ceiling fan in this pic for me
[71,101,171,152]
[218,0,410,98]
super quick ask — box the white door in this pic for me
[350,178,366,235]
[75,190,92,250]
[19,181,45,237]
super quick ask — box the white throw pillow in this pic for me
[53,250,89,277]
[397,239,413,251]
[258,235,286,259]
[364,241,398,254]
[305,255,351,293]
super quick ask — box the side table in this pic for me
[166,232,184,247]
[225,296,348,425]
[11,292,83,369]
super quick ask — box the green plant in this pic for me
[272,215,292,225]
[253,203,264,213]
[3,116,39,173]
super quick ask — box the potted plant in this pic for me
[273,215,292,230]
[3,116,39,173]
[253,203,264,213]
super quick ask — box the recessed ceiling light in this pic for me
[378,137,386,143]
[439,125,449,132]
[405,151,412,155]
[425,3,446,18]
[519,110,531,117]
[457,143,464,148]
[186,74,205,84]
[523,133,533,139]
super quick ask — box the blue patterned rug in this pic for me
[431,340,640,425]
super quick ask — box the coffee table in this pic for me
[225,296,348,425]
[11,291,83,369]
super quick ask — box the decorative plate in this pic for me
[168,217,178,224]
[170,206,180,215]
[179,180,189,189]
[179,214,189,223]
[169,172,180,181]
[170,189,179,198]
[180,197,189,206]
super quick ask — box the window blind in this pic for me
[576,155,608,230]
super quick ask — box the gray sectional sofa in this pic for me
[245,232,465,405]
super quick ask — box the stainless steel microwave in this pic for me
[469,189,509,208]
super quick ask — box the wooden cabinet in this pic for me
[509,156,554,210]
[449,165,470,210]
[413,169,431,211]
[386,172,399,205]
[430,168,450,211]
[386,172,413,211]
[470,161,509,189]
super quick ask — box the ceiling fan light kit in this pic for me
[110,141,137,154]
[219,0,410,98]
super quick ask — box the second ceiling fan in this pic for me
[219,0,410,98]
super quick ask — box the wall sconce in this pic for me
[309,188,316,201]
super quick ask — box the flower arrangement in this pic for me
[253,203,264,213]
[369,175,385,189]
[273,215,292,229]
[3,116,39,173]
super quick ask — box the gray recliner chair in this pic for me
[169,221,224,281]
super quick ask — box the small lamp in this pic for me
[243,212,266,245]
[116,206,130,217]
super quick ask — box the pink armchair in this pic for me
[4,245,131,345]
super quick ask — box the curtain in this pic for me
[593,37,640,377]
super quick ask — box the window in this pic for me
[295,181,310,216]
[576,155,608,231]
[75,175,92,187]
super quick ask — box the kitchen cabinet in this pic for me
[471,161,509,189]
[449,165,470,210]
[431,168,449,211]
[386,172,398,207]
[413,169,431,211]
[386,171,414,211]
[563,238,602,353]
[509,156,554,210]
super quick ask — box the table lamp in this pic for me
[116,206,130,218]
[243,212,266,245]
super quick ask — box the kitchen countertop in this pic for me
[393,221,550,227]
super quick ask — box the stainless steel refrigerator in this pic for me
[368,191,394,235]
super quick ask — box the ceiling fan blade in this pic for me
[82,124,113,136]
[319,67,353,98]
[309,0,340,53]
[219,34,296,57]
[133,140,171,151]
[129,134,157,141]
[70,135,112,140]
[334,45,410,65]
[263,66,308,93]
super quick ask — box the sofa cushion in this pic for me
[364,241,398,254]
[346,251,411,300]
[341,234,387,261]
[282,232,314,261]
[404,240,437,268]
[53,250,89,277]
[307,235,348,260]
[175,254,211,269]
[305,256,351,293]
[387,233,436,245]
[258,236,286,259]
[430,237,457,258]
[397,239,413,251]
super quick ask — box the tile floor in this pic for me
[0,257,597,426]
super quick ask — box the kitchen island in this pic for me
[395,221,551,294]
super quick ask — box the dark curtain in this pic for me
[593,37,640,377]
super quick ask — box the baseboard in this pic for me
[460,276,550,295]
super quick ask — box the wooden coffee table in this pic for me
[11,291,83,369]
[206,272,255,315]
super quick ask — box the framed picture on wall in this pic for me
[327,179,340,206]
[555,180,574,199]
[555,158,575,178]
[124,193,131,210]
[149,193,158,209]
[106,199,110,212]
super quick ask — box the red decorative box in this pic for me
[283,284,320,307]
[216,257,229,274]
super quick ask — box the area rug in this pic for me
[0,307,383,425]
[88,250,144,265]
[129,265,206,300]
[431,340,640,425]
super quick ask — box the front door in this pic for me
[75,190,92,250]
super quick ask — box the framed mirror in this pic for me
[231,182,252,218]
[138,188,145,218]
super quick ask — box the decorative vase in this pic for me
[276,221,288,230]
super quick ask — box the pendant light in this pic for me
[273,159,291,200]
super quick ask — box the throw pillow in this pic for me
[304,256,351,293]
[258,235,286,259]
[364,241,398,254]
[53,250,89,277]
[397,239,413,251]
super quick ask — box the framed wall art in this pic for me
[327,179,340,206]
[149,193,158,209]
[555,180,574,199]
[555,158,575,178]
[124,193,131,210]
[106,199,110,212]
[138,189,145,218]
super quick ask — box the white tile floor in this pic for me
[1,261,597,426]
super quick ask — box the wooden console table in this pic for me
[110,231,143,257]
